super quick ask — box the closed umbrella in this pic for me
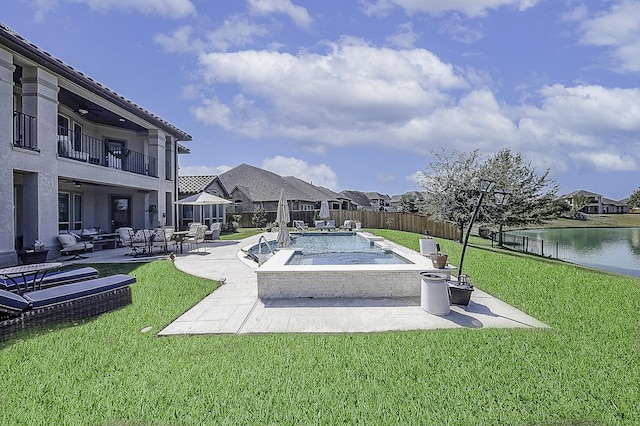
[319,200,330,219]
[276,188,291,247]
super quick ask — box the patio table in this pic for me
[0,262,63,294]
[173,231,190,254]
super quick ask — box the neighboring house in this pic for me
[602,197,629,214]
[390,191,426,211]
[339,190,373,210]
[1,23,191,266]
[217,164,345,214]
[560,189,629,214]
[365,192,392,211]
[177,175,230,227]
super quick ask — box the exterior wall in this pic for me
[0,41,187,266]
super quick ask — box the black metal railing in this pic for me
[492,231,569,260]
[13,111,38,150]
[57,126,158,177]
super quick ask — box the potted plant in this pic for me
[429,248,448,269]
[448,274,474,306]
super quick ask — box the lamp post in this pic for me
[458,179,495,279]
[493,189,511,246]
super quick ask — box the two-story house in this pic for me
[1,23,192,266]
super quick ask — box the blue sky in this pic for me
[4,0,640,200]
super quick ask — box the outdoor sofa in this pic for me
[0,266,99,293]
[0,274,135,342]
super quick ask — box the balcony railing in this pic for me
[57,126,158,177]
[13,111,38,151]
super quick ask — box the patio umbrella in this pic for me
[276,188,291,247]
[319,200,330,219]
[175,191,231,225]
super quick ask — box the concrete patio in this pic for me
[64,233,548,334]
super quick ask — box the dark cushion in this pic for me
[0,288,29,312]
[23,274,136,308]
[0,267,99,292]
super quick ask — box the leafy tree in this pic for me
[481,148,563,240]
[419,148,563,243]
[419,149,484,241]
[397,193,422,213]
[571,194,589,213]
[627,188,640,210]
[251,208,267,229]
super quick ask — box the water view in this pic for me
[509,228,640,278]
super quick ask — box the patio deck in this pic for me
[61,233,548,334]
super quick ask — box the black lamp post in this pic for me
[458,179,495,279]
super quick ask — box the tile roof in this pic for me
[178,175,218,194]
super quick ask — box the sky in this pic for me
[3,0,640,200]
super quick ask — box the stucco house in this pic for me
[1,23,192,266]
[560,189,629,214]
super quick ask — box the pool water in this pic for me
[247,232,410,265]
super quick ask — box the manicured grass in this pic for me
[1,231,639,424]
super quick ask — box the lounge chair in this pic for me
[58,234,94,260]
[314,220,325,230]
[205,223,221,240]
[183,225,207,252]
[0,274,135,342]
[293,220,308,231]
[317,220,336,231]
[339,220,354,230]
[0,266,99,293]
[151,228,177,254]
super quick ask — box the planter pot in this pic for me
[430,253,448,269]
[419,272,450,315]
[448,284,473,305]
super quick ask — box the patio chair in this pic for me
[151,228,177,254]
[186,222,201,237]
[314,220,325,230]
[58,234,94,260]
[293,220,308,231]
[128,229,152,257]
[183,225,207,252]
[117,227,134,255]
[205,223,221,240]
[1,274,135,342]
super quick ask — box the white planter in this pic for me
[419,237,437,256]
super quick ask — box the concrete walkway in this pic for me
[158,233,547,335]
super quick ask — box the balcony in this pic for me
[13,111,38,151]
[57,127,158,177]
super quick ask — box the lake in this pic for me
[508,227,640,278]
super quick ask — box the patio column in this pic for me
[0,47,15,265]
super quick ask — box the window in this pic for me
[234,200,243,213]
[181,205,194,227]
[59,192,82,231]
[73,194,82,230]
[73,122,82,152]
[58,193,70,231]
[58,115,69,136]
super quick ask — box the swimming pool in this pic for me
[252,232,452,299]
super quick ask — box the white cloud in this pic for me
[248,0,312,28]
[206,15,270,52]
[569,151,637,173]
[376,172,396,182]
[386,22,418,49]
[362,0,538,18]
[262,156,339,190]
[179,165,232,176]
[34,0,196,18]
[154,26,204,54]
[577,0,640,72]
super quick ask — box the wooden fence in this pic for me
[233,210,460,241]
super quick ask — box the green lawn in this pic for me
[1,230,638,424]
